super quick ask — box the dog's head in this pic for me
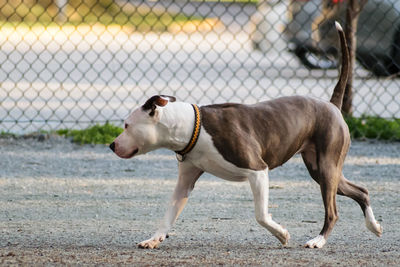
[110,95,176,159]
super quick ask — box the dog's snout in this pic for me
[109,142,115,152]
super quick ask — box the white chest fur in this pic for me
[185,127,255,182]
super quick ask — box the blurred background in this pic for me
[0,0,399,133]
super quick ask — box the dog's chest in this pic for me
[194,155,249,182]
[186,129,256,182]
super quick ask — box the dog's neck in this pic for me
[159,102,197,152]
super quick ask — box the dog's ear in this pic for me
[159,95,176,104]
[142,95,176,116]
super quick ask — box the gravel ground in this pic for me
[0,136,399,266]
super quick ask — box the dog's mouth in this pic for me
[119,148,139,159]
[127,148,139,158]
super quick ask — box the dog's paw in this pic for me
[305,235,326,248]
[277,228,290,246]
[364,206,382,237]
[138,239,160,249]
[366,219,383,237]
[138,234,166,249]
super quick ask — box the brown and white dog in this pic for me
[109,22,382,249]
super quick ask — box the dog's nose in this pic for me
[109,142,115,152]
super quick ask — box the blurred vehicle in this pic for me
[283,0,400,76]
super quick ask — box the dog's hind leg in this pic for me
[302,149,382,246]
[305,158,341,248]
[302,149,335,248]
[248,169,290,246]
[338,175,382,237]
[301,146,320,184]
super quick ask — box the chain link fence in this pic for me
[0,0,399,134]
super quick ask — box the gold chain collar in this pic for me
[175,104,201,162]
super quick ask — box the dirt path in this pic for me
[0,136,399,265]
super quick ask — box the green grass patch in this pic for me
[0,131,17,138]
[56,122,122,145]
[344,115,400,141]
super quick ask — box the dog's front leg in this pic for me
[138,162,203,249]
[248,169,290,246]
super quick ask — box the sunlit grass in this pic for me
[56,123,122,145]
[0,1,205,32]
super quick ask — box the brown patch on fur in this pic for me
[200,96,348,171]
[142,95,176,116]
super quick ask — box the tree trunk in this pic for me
[342,0,367,114]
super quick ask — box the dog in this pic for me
[109,22,382,249]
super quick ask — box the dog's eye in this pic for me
[124,123,129,129]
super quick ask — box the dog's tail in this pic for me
[329,21,350,110]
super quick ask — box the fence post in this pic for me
[342,0,367,114]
